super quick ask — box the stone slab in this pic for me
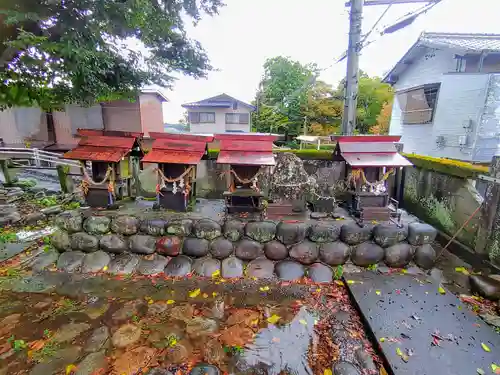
[345,271,500,375]
[0,242,30,262]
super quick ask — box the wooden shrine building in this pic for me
[331,135,412,222]
[143,132,214,211]
[63,131,144,207]
[214,133,277,215]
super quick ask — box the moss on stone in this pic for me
[403,153,488,178]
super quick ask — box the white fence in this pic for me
[0,147,81,169]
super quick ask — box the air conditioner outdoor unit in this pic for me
[458,135,468,146]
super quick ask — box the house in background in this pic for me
[182,93,255,134]
[0,89,168,151]
[384,32,500,163]
[164,123,189,134]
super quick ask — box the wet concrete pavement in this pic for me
[345,271,500,375]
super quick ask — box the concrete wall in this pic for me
[139,93,165,136]
[389,46,494,162]
[101,100,141,133]
[403,166,483,249]
[188,106,252,134]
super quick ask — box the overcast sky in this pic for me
[161,0,500,123]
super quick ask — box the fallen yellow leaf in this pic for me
[259,286,270,292]
[492,363,500,374]
[267,314,281,324]
[379,337,385,342]
[212,292,218,297]
[102,266,108,271]
[250,319,259,326]
[147,299,154,305]
[299,319,307,325]
[211,270,220,278]
[455,267,470,275]
[315,288,321,293]
[324,369,333,375]
[438,286,446,295]
[65,364,77,375]
[166,300,175,305]
[334,280,344,286]
[375,290,381,295]
[396,348,403,356]
[400,269,407,274]
[481,343,491,352]
[202,293,209,298]
[347,280,355,284]
[188,288,201,298]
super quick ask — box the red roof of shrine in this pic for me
[63,134,139,162]
[77,129,144,138]
[331,135,412,167]
[142,133,212,165]
[214,133,277,166]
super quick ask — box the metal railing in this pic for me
[0,147,81,169]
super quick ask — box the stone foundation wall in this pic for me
[50,210,438,281]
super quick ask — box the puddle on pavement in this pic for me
[0,281,370,375]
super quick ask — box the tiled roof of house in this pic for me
[182,93,256,111]
[382,32,500,84]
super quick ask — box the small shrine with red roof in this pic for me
[142,132,214,211]
[331,135,412,222]
[63,130,144,207]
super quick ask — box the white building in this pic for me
[182,93,255,134]
[384,32,500,163]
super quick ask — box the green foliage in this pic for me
[36,196,58,207]
[0,229,17,243]
[334,265,344,280]
[252,59,393,136]
[0,0,223,109]
[62,201,81,210]
[207,148,333,160]
[31,341,60,362]
[7,335,27,352]
[403,153,489,178]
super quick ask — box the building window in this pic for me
[189,112,215,124]
[225,113,249,124]
[397,83,440,125]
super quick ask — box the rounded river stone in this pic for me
[140,219,167,236]
[164,255,192,277]
[156,236,183,256]
[469,275,500,301]
[275,260,305,281]
[384,242,413,268]
[341,223,372,245]
[246,258,274,279]
[351,242,384,267]
[99,234,128,253]
[235,239,264,260]
[309,223,342,243]
[407,222,437,246]
[223,220,246,241]
[210,237,234,259]
[167,219,193,236]
[264,240,288,260]
[193,257,221,277]
[221,257,244,278]
[319,241,350,265]
[183,238,210,257]
[333,361,361,375]
[137,254,169,275]
[57,251,85,272]
[107,253,140,275]
[129,234,156,255]
[189,363,220,375]
[289,240,319,265]
[82,251,111,273]
[245,221,276,242]
[373,224,409,248]
[413,244,436,269]
[70,232,99,252]
[194,219,222,240]
[276,222,309,245]
[55,211,83,233]
[110,215,140,235]
[52,230,71,252]
[83,216,111,235]
[308,263,333,283]
[31,249,59,272]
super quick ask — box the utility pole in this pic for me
[341,0,441,135]
[342,0,364,135]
